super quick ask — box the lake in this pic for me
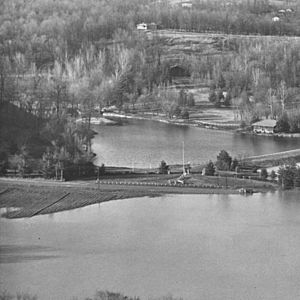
[1,191,300,300]
[92,119,300,168]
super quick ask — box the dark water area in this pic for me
[92,119,300,168]
[1,192,300,300]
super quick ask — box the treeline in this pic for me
[1,0,300,67]
[196,38,300,128]
[145,0,300,36]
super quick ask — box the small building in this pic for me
[136,23,147,30]
[181,0,192,8]
[272,16,280,22]
[252,119,277,134]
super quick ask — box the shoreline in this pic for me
[103,112,240,131]
[104,112,300,137]
[0,177,262,219]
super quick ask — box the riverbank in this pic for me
[103,111,240,131]
[0,175,276,218]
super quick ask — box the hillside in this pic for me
[0,103,48,159]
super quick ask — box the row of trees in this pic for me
[1,0,299,63]
[191,37,300,124]
[278,164,300,189]
[275,111,300,133]
[204,150,239,176]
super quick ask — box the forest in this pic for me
[1,0,300,178]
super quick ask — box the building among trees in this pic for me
[252,119,277,134]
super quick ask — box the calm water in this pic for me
[92,119,300,168]
[1,192,300,300]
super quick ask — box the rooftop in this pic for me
[252,119,277,127]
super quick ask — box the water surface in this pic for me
[1,192,300,300]
[92,119,300,168]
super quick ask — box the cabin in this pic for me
[252,119,277,134]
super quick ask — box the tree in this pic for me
[217,89,224,101]
[270,170,277,181]
[275,112,290,133]
[260,168,268,180]
[230,158,239,171]
[204,160,215,176]
[294,169,300,188]
[187,93,195,107]
[278,165,296,189]
[217,74,226,89]
[178,88,187,106]
[216,150,232,171]
[208,90,217,103]
[159,160,169,174]
[224,91,231,107]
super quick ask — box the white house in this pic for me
[136,23,148,30]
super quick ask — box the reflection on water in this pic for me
[1,192,300,300]
[92,119,300,167]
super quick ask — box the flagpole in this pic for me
[182,141,185,174]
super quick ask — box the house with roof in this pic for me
[252,119,277,134]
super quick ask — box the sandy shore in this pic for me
[0,178,241,218]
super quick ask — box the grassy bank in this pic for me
[0,171,276,219]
